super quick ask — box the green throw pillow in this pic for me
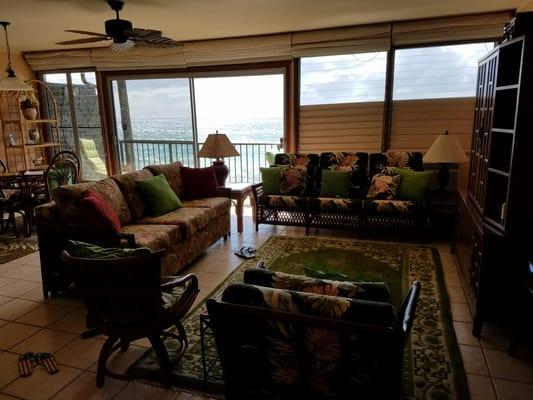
[320,170,351,197]
[136,174,182,216]
[394,168,434,201]
[260,167,282,195]
[66,240,151,259]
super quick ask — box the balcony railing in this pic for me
[118,139,280,183]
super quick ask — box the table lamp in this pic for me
[423,131,468,191]
[197,131,239,187]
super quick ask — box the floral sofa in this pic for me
[252,151,428,234]
[36,162,231,297]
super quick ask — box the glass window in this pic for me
[300,52,388,105]
[43,71,106,180]
[393,42,494,100]
[111,78,193,171]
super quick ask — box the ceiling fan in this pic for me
[56,0,180,52]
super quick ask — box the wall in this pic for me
[0,51,34,170]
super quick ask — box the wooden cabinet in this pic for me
[0,80,61,172]
[454,32,533,335]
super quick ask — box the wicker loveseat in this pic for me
[252,151,429,235]
[36,162,231,297]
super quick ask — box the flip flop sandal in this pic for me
[35,353,59,374]
[245,247,257,253]
[234,246,256,259]
[17,352,35,377]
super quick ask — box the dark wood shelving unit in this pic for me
[454,31,533,336]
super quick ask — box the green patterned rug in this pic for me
[0,236,38,264]
[128,236,468,400]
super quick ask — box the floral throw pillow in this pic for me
[366,174,401,199]
[280,167,308,195]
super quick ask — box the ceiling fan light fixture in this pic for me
[111,39,135,52]
[0,21,33,91]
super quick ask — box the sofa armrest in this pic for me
[251,183,263,204]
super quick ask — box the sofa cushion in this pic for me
[258,195,308,209]
[394,168,433,201]
[319,152,369,196]
[120,224,182,251]
[309,197,362,211]
[145,162,184,198]
[274,153,319,195]
[138,207,217,238]
[363,199,420,215]
[366,174,401,200]
[280,167,308,195]
[319,170,351,197]
[112,169,154,220]
[260,167,282,195]
[369,152,424,177]
[243,268,392,303]
[66,240,151,259]
[79,189,122,234]
[180,166,219,200]
[52,178,132,227]
[181,197,231,218]
[137,174,183,216]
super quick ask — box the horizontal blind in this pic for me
[299,102,383,153]
[389,98,475,152]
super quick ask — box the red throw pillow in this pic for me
[180,166,219,200]
[79,190,121,234]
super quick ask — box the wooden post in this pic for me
[117,80,134,168]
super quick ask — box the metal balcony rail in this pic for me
[118,139,280,183]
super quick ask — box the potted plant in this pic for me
[20,92,39,120]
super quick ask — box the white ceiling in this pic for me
[1,0,532,52]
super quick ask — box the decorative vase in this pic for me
[22,108,38,120]
[28,129,40,144]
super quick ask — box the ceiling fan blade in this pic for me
[56,37,111,45]
[134,36,182,48]
[65,29,109,37]
[130,28,162,39]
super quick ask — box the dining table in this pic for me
[0,170,46,237]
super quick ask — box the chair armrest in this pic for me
[161,273,199,292]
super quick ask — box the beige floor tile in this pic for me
[459,344,490,376]
[20,270,43,283]
[0,322,41,350]
[88,345,148,375]
[195,271,227,288]
[0,320,8,327]
[10,328,77,354]
[0,393,19,399]
[17,286,47,303]
[130,337,152,348]
[0,278,17,289]
[15,304,74,327]
[0,298,41,320]
[48,309,88,334]
[114,382,179,400]
[10,253,41,267]
[2,364,82,400]
[0,352,21,389]
[48,295,84,309]
[453,321,481,347]
[479,323,513,351]
[442,269,462,287]
[450,302,472,323]
[0,264,36,280]
[0,280,40,298]
[51,371,127,400]
[447,285,467,303]
[0,296,13,306]
[466,374,497,400]
[493,378,533,400]
[485,348,533,383]
[54,337,106,370]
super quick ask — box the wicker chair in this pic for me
[61,249,199,387]
[44,150,81,201]
[207,278,421,399]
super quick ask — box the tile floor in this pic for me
[1,208,533,399]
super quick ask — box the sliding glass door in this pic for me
[110,72,285,183]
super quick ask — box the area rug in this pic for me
[128,236,468,400]
[0,236,38,264]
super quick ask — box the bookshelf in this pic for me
[0,80,61,172]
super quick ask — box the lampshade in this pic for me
[424,132,468,164]
[198,131,239,159]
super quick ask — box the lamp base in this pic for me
[212,160,229,187]
[438,163,450,192]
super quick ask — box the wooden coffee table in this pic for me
[225,183,256,233]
